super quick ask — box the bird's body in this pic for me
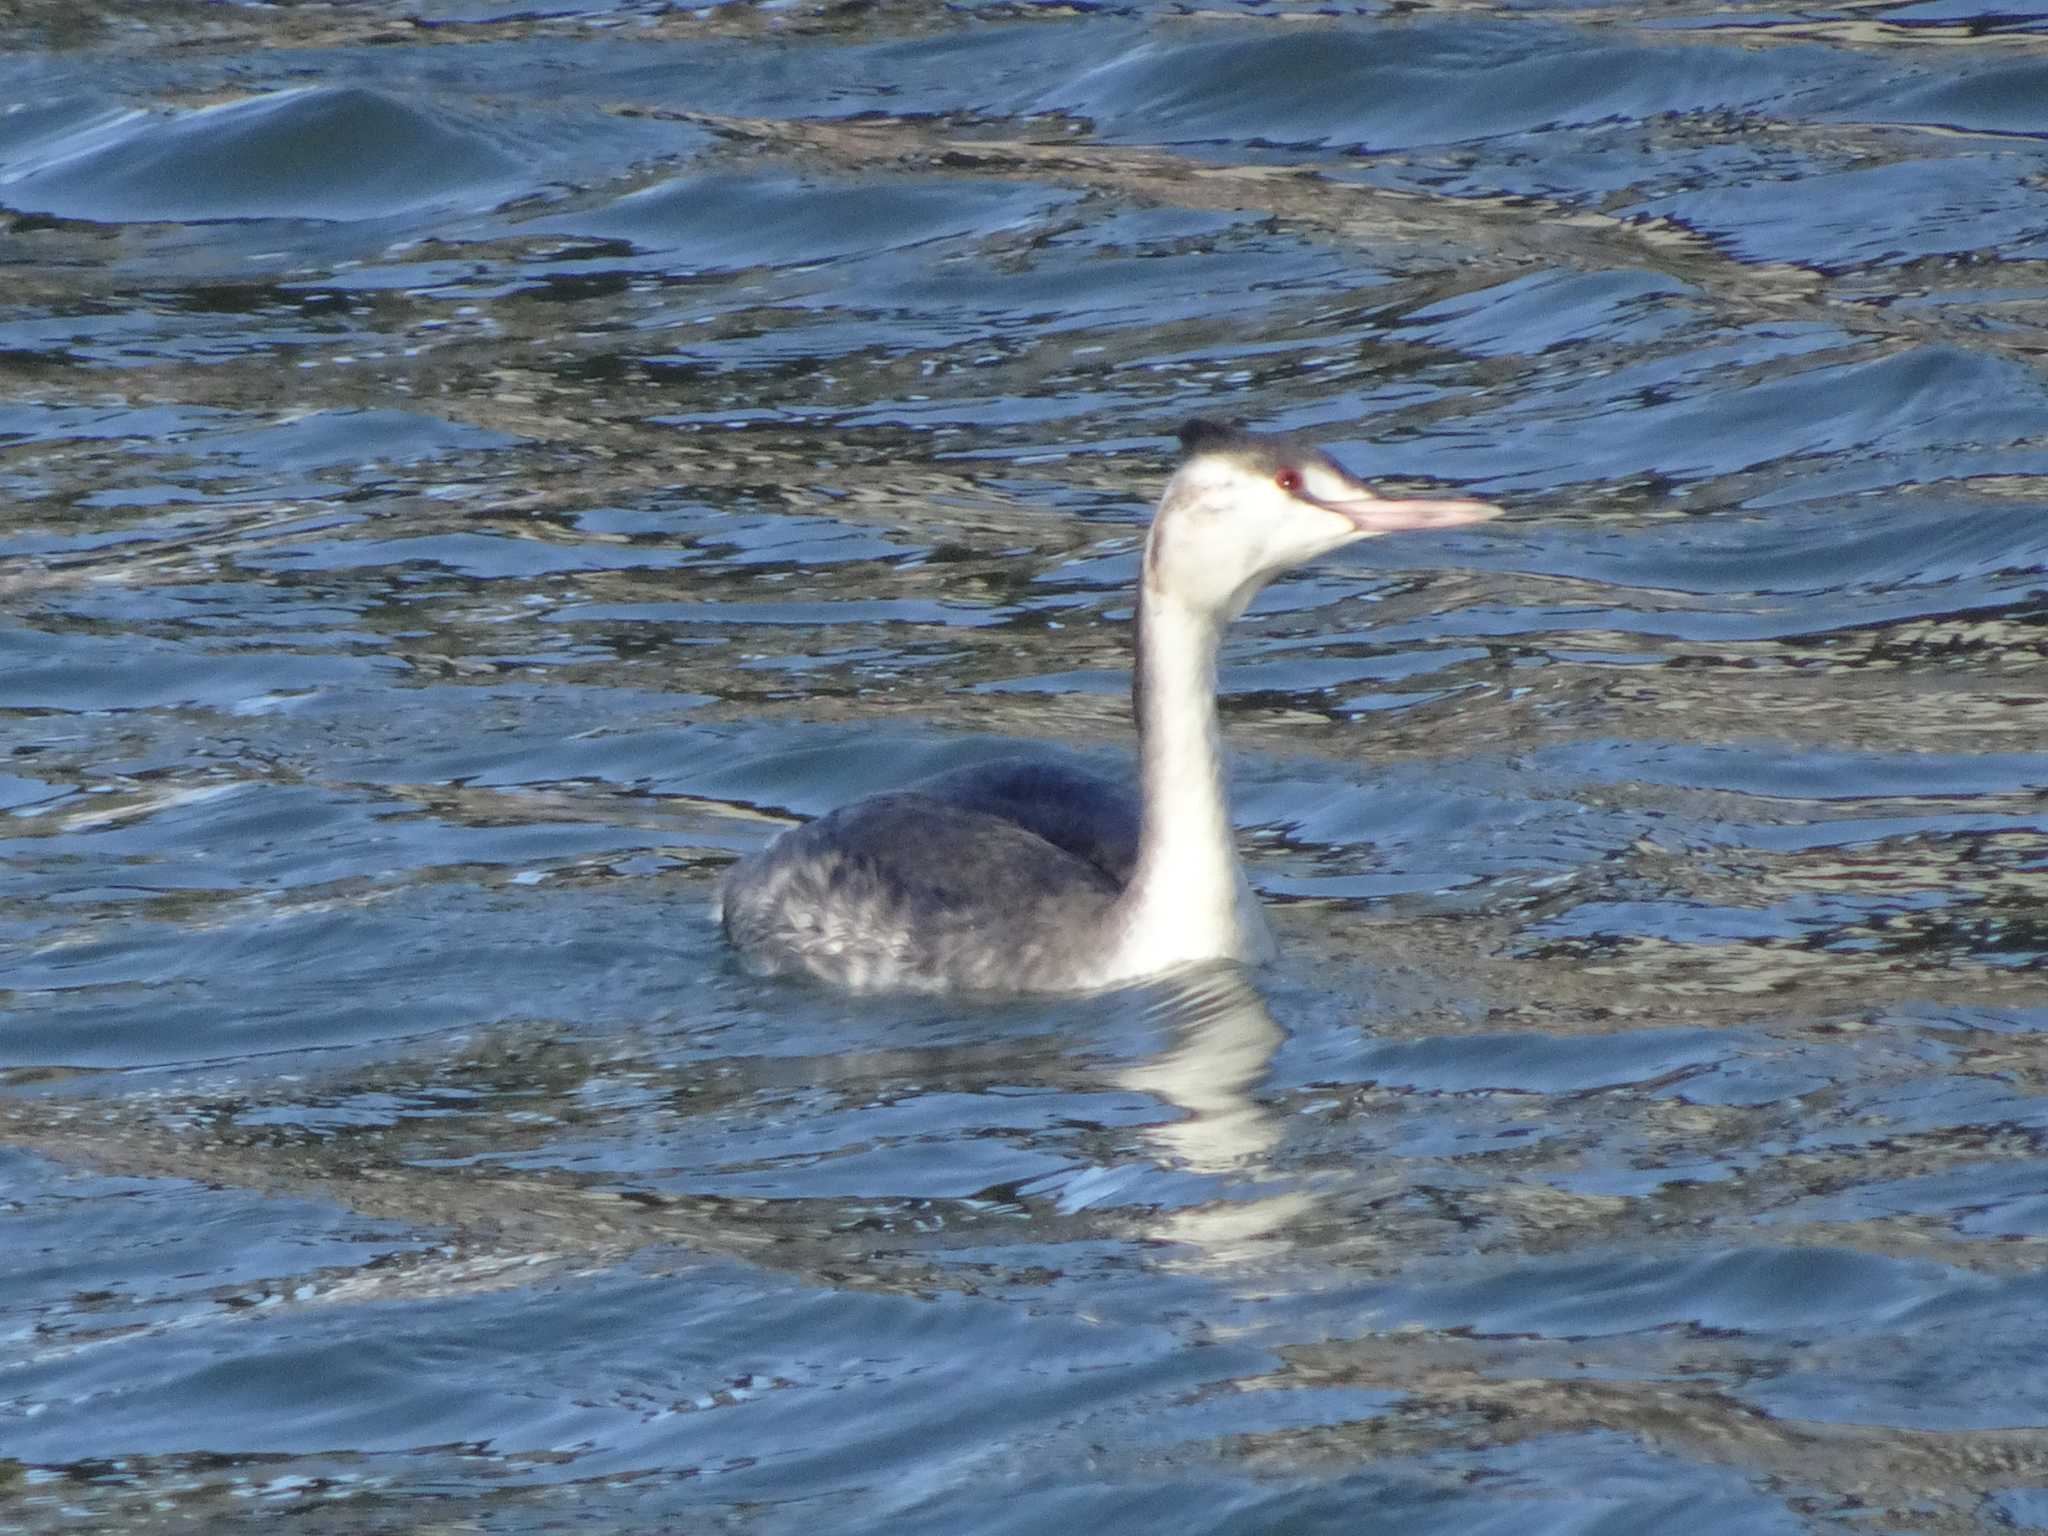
[717,420,1499,994]
[717,763,1135,994]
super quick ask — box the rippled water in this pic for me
[3,1,2046,1531]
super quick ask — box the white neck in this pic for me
[1101,582,1275,982]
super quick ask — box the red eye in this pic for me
[1275,467,1304,494]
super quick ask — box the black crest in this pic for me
[1176,417,1333,479]
[1177,418,1253,458]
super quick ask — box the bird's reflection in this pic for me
[1109,965,1317,1265]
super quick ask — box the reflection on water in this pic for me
[1118,971,1319,1264]
[3,0,2047,1531]
[1122,970,1290,1172]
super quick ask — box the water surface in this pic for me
[3,2,2046,1531]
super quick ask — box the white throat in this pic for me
[1100,582,1276,984]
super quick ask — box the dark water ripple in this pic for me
[2,1,2046,1532]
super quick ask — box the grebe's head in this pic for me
[1147,418,1500,620]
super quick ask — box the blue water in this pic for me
[3,2,2047,1531]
